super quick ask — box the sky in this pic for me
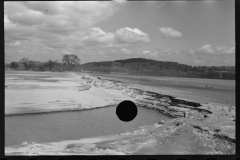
[4,0,235,66]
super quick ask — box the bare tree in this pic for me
[62,54,80,70]
[20,58,29,70]
[19,58,35,70]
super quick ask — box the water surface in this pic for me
[5,105,169,147]
[92,73,235,105]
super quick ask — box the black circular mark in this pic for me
[116,100,138,122]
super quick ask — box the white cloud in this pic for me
[138,50,158,57]
[216,45,235,54]
[4,1,126,63]
[21,1,118,27]
[81,27,115,46]
[159,27,182,38]
[142,50,150,54]
[115,27,150,44]
[4,1,122,43]
[198,44,235,55]
[198,44,215,54]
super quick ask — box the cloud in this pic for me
[4,1,126,63]
[216,45,235,54]
[148,47,235,66]
[198,44,215,54]
[121,48,132,54]
[115,27,150,44]
[4,1,122,43]
[159,27,182,38]
[197,44,235,55]
[81,27,115,46]
[142,50,150,55]
[7,41,22,46]
[138,50,158,58]
[5,1,120,34]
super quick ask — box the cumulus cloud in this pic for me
[159,27,182,38]
[197,44,235,55]
[138,50,158,58]
[216,45,235,54]
[115,27,150,44]
[4,1,121,38]
[198,44,215,54]
[142,50,150,54]
[81,27,115,46]
[4,1,126,63]
[5,1,120,35]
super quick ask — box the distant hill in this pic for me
[80,58,235,80]
[31,61,44,66]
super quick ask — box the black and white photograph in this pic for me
[4,0,235,155]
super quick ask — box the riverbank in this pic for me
[5,102,235,155]
[92,73,235,105]
[5,72,235,155]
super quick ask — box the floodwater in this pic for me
[5,71,170,147]
[92,73,235,105]
[5,105,169,147]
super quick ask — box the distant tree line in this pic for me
[78,58,235,80]
[6,54,80,72]
[6,57,235,80]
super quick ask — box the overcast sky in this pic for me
[4,1,235,66]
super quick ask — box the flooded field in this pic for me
[92,73,235,105]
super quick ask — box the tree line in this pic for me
[78,58,235,80]
[6,57,235,80]
[7,54,80,72]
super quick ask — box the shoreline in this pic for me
[93,73,235,106]
[5,104,117,116]
[5,72,235,155]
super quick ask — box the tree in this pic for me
[44,60,58,71]
[10,62,19,70]
[20,58,29,70]
[19,58,35,70]
[62,54,80,70]
[28,61,35,70]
